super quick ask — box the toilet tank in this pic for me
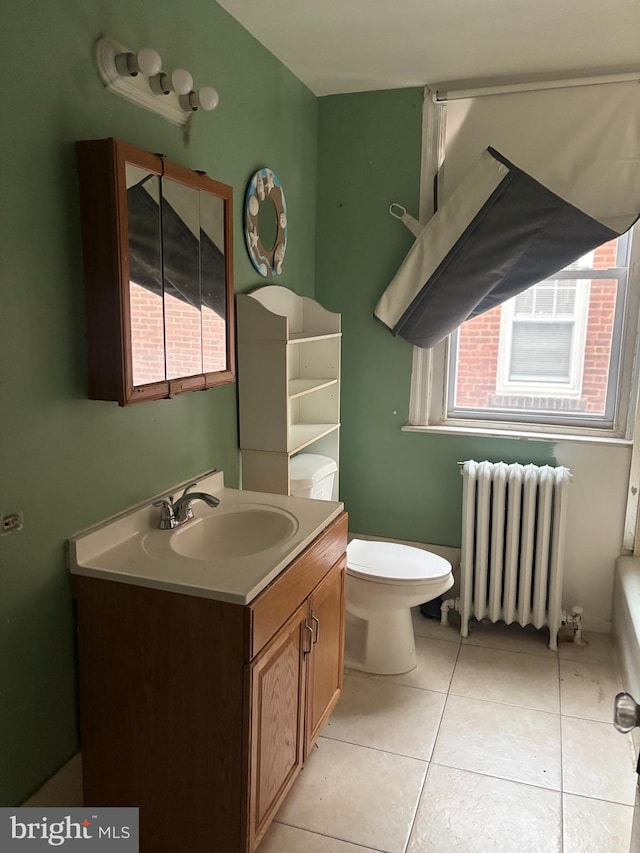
[290,454,337,500]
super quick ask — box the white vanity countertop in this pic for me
[68,471,344,605]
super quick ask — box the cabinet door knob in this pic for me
[311,613,320,645]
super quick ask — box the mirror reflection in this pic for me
[200,190,228,374]
[161,179,203,380]
[257,195,278,251]
[126,165,228,387]
[126,165,165,386]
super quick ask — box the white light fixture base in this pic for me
[95,36,190,127]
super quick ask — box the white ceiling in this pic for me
[217,0,640,96]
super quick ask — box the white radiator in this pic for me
[454,460,572,651]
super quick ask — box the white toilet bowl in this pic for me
[345,539,453,675]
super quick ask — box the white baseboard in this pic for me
[22,753,83,807]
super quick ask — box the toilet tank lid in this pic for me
[346,539,452,582]
[290,453,337,487]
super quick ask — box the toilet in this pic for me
[345,539,453,675]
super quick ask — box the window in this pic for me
[410,228,640,439]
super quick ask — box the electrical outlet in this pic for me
[1,511,23,535]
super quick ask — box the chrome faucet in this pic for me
[153,482,220,530]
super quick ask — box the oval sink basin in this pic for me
[170,505,299,560]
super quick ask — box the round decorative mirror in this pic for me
[244,168,287,277]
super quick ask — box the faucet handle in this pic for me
[153,497,178,530]
[180,482,198,498]
[176,483,199,523]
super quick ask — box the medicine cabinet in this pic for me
[76,138,235,405]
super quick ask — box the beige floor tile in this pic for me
[432,695,561,789]
[323,672,446,760]
[462,619,556,656]
[407,764,561,853]
[259,823,380,853]
[560,658,623,722]
[562,793,633,853]
[411,606,461,642]
[275,737,427,853]
[561,716,637,804]
[558,631,616,666]
[363,636,459,693]
[450,644,560,712]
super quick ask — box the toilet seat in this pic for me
[346,539,451,584]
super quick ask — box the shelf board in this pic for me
[288,332,342,344]
[288,423,340,453]
[288,378,338,399]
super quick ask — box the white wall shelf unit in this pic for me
[237,286,341,497]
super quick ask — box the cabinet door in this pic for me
[305,558,346,756]
[248,602,308,848]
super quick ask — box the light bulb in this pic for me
[149,68,193,96]
[114,47,162,77]
[171,69,193,96]
[180,86,219,112]
[197,86,219,111]
[136,47,162,76]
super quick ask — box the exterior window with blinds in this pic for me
[495,265,591,399]
[446,234,632,428]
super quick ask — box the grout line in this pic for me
[557,648,565,852]
[459,641,560,660]
[272,820,386,851]
[429,641,463,761]
[440,691,562,716]
[561,788,637,809]
[319,731,433,763]
[344,667,453,698]
[316,734,429,766]
[429,759,562,795]
[401,761,431,853]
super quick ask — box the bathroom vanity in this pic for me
[69,472,347,852]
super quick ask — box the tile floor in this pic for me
[259,611,638,853]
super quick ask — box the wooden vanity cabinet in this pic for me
[74,512,347,853]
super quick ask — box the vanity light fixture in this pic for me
[95,35,219,127]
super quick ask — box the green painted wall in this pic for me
[315,89,555,543]
[0,2,317,805]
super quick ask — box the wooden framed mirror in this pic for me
[76,138,235,405]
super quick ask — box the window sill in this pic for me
[402,423,633,447]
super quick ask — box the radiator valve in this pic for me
[440,597,460,627]
[564,604,587,646]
